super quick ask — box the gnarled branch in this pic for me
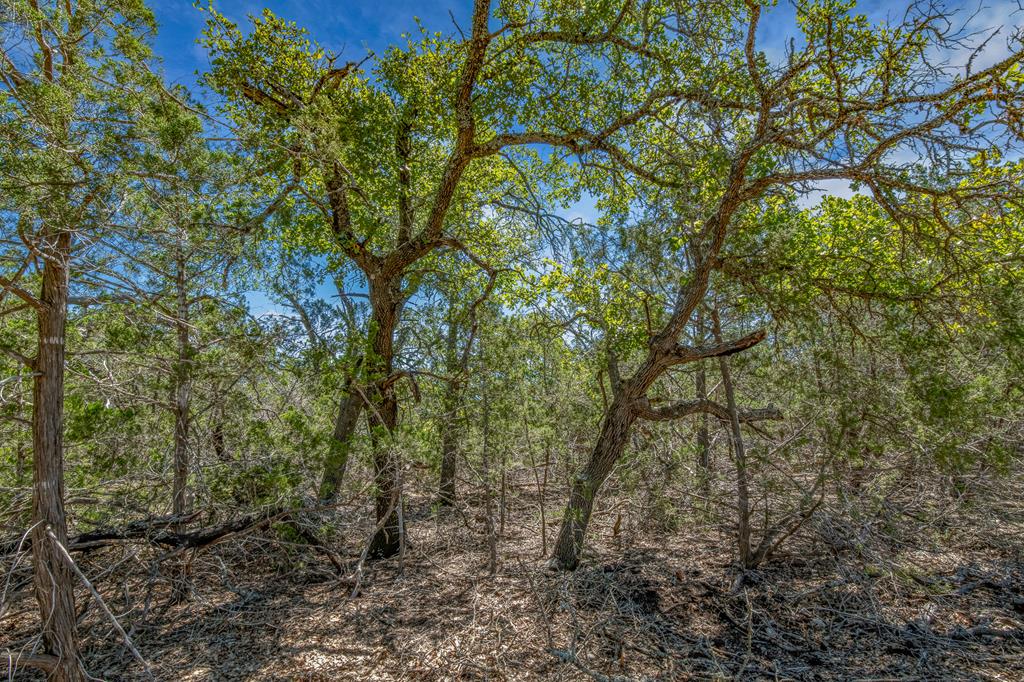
[635,396,782,423]
[666,328,767,365]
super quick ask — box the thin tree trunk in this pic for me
[212,409,227,461]
[541,443,550,556]
[396,462,406,574]
[438,311,462,505]
[694,310,711,495]
[481,362,497,575]
[499,447,507,539]
[171,248,192,531]
[31,229,86,681]
[714,310,753,568]
[523,416,548,556]
[436,307,460,503]
[16,390,26,483]
[437,383,462,505]
[318,371,363,502]
[695,362,711,494]
[170,247,194,599]
[16,441,26,484]
[212,382,228,462]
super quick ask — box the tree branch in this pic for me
[635,396,781,423]
[666,328,767,365]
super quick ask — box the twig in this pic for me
[349,486,400,598]
[47,529,154,680]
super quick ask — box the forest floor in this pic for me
[3,469,1024,681]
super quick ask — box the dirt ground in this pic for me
[3,470,1023,681]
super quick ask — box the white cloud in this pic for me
[925,0,1023,72]
[795,179,857,209]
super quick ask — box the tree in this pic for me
[0,1,159,676]
[262,250,370,503]
[726,182,1024,502]
[421,258,498,506]
[201,0,702,557]
[549,0,1024,569]
[415,219,529,506]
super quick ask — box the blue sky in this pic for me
[151,0,1021,90]
[152,0,471,90]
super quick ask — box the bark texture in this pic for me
[551,396,637,569]
[366,281,403,558]
[31,231,86,681]
[318,371,364,502]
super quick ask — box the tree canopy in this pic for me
[2,1,1023,679]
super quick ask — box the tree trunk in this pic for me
[366,388,400,557]
[695,362,711,494]
[523,416,549,556]
[170,249,194,598]
[548,166,755,572]
[714,311,753,568]
[366,282,402,558]
[550,347,668,570]
[31,230,86,681]
[551,396,637,570]
[212,397,228,462]
[16,390,26,484]
[437,313,463,506]
[210,380,228,462]
[694,311,711,495]
[437,383,462,505]
[16,441,26,484]
[171,249,192,531]
[318,370,363,502]
[481,359,497,575]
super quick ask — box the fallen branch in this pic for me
[285,520,344,574]
[349,486,401,598]
[1,651,58,676]
[48,529,154,680]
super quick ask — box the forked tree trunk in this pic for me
[549,146,761,572]
[550,308,769,570]
[32,230,86,681]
